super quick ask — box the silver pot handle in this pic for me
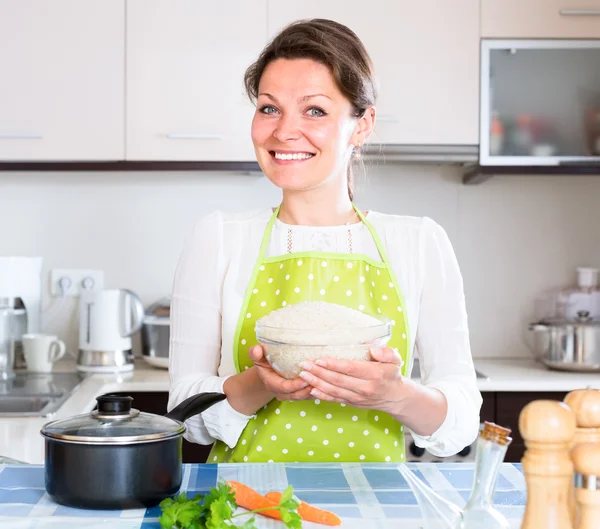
[525,322,549,362]
[120,289,145,337]
[529,323,549,332]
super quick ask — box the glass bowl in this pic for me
[255,314,392,380]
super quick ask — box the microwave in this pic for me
[479,39,600,168]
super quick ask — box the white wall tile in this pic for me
[1,167,599,358]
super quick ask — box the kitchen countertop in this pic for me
[0,461,527,529]
[1,355,599,464]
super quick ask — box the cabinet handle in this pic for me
[377,115,399,123]
[166,133,223,140]
[0,133,43,139]
[559,9,600,16]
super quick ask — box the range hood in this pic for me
[361,144,478,164]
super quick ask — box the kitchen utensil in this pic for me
[40,391,226,509]
[519,400,575,529]
[458,422,512,529]
[255,314,392,379]
[22,333,66,373]
[572,443,600,529]
[141,297,170,369]
[563,389,600,526]
[528,311,600,372]
[0,257,43,378]
[78,289,145,373]
[557,267,600,321]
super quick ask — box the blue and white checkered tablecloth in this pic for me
[0,462,526,529]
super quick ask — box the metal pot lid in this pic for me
[40,394,184,445]
[534,311,600,328]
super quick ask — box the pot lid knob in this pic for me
[564,389,600,429]
[96,394,133,414]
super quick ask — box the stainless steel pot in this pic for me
[529,311,600,372]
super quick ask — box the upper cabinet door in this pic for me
[126,1,267,161]
[268,1,479,146]
[0,0,124,161]
[482,0,600,38]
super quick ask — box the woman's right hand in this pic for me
[249,345,314,401]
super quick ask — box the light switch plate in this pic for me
[50,269,104,297]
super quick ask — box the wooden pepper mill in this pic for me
[571,443,600,529]
[564,389,600,527]
[519,399,576,529]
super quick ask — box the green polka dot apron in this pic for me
[209,205,410,463]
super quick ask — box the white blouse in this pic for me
[168,209,483,457]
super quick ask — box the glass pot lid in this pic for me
[40,394,184,445]
[534,311,600,328]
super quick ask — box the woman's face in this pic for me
[251,58,373,195]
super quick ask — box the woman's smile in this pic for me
[270,150,316,164]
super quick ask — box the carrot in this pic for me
[266,491,342,526]
[226,480,282,521]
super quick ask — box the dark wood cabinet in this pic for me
[480,392,496,423]
[118,390,568,464]
[491,391,567,462]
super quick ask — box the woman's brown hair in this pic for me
[244,19,376,201]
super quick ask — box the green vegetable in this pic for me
[159,481,302,529]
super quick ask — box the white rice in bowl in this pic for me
[255,301,391,379]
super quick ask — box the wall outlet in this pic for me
[50,269,104,297]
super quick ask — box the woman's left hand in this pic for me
[298,346,406,412]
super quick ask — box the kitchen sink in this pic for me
[0,372,83,417]
[411,358,489,380]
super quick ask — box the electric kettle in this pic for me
[78,289,145,373]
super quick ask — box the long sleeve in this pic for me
[408,217,483,456]
[167,209,483,457]
[167,211,253,448]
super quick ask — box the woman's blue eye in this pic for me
[259,105,278,115]
[307,107,326,117]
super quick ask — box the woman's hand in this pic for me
[249,345,314,402]
[297,346,406,412]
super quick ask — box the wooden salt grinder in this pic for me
[519,399,576,529]
[564,389,600,527]
[571,443,600,529]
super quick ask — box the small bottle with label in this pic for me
[456,422,512,529]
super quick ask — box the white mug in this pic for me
[22,334,66,373]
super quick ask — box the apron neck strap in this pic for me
[264,204,388,265]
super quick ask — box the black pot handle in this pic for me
[165,392,227,423]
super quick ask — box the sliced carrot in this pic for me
[226,480,282,521]
[266,491,342,526]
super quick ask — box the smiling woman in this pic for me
[167,18,483,464]
[244,19,375,204]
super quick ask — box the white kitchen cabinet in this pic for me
[482,0,600,38]
[126,0,267,161]
[0,0,124,161]
[268,1,479,146]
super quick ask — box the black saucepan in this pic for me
[40,391,226,509]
